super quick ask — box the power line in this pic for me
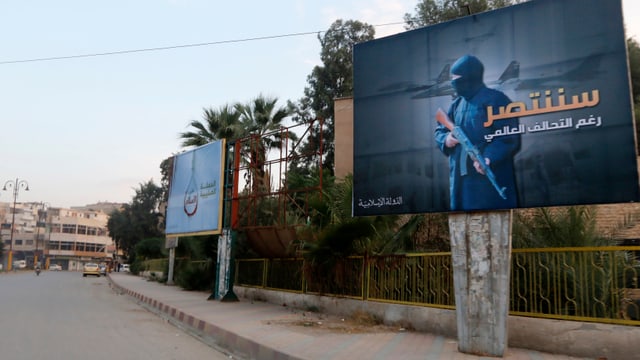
[0,22,405,65]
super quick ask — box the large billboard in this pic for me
[353,0,639,215]
[166,140,226,236]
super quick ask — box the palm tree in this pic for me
[179,104,243,148]
[236,94,289,140]
[234,95,291,194]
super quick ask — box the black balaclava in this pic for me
[450,55,485,100]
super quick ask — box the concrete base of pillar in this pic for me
[449,211,512,357]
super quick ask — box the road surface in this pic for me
[0,270,235,360]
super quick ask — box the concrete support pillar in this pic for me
[167,247,175,286]
[212,229,238,302]
[449,210,512,357]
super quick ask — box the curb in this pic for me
[108,276,300,360]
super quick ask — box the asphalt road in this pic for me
[0,270,234,360]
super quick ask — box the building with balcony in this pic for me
[0,202,121,271]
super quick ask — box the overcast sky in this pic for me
[1,0,639,209]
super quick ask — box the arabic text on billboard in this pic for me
[166,140,225,235]
[352,0,638,215]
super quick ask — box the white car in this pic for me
[49,264,62,271]
[98,263,107,275]
[121,264,130,272]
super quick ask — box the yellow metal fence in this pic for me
[235,247,640,325]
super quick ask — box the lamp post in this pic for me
[3,178,29,272]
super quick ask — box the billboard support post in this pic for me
[165,237,178,286]
[450,211,511,357]
[167,247,175,286]
[211,228,238,302]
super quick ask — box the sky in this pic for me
[1,0,639,209]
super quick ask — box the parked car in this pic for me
[49,264,62,271]
[98,263,107,275]
[121,264,130,273]
[83,263,100,277]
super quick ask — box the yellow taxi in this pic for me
[83,263,100,277]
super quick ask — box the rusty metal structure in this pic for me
[225,119,324,257]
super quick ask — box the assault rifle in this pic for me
[435,108,507,200]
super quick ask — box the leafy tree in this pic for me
[130,237,166,274]
[175,235,218,260]
[158,155,174,229]
[107,205,132,258]
[133,237,166,260]
[129,180,164,239]
[106,180,164,258]
[404,0,525,29]
[289,20,375,174]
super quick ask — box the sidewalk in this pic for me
[107,273,590,360]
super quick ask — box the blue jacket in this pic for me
[434,86,520,211]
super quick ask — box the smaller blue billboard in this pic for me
[166,140,225,236]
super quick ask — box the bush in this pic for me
[175,260,215,291]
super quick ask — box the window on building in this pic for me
[60,241,73,251]
[15,240,22,245]
[25,240,34,245]
[87,227,97,236]
[77,225,87,235]
[62,224,75,234]
[51,224,61,233]
[4,240,10,245]
[48,241,60,250]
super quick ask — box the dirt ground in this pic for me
[263,308,410,335]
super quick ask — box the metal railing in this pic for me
[235,246,640,325]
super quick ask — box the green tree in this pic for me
[107,205,132,258]
[158,155,174,228]
[404,0,525,29]
[133,237,166,260]
[106,180,164,258]
[289,20,375,174]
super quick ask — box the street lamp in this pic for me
[3,178,29,271]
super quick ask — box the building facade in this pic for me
[0,202,119,271]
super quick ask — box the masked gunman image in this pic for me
[434,55,520,211]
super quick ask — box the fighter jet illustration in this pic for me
[375,63,452,96]
[411,60,520,99]
[510,53,604,91]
